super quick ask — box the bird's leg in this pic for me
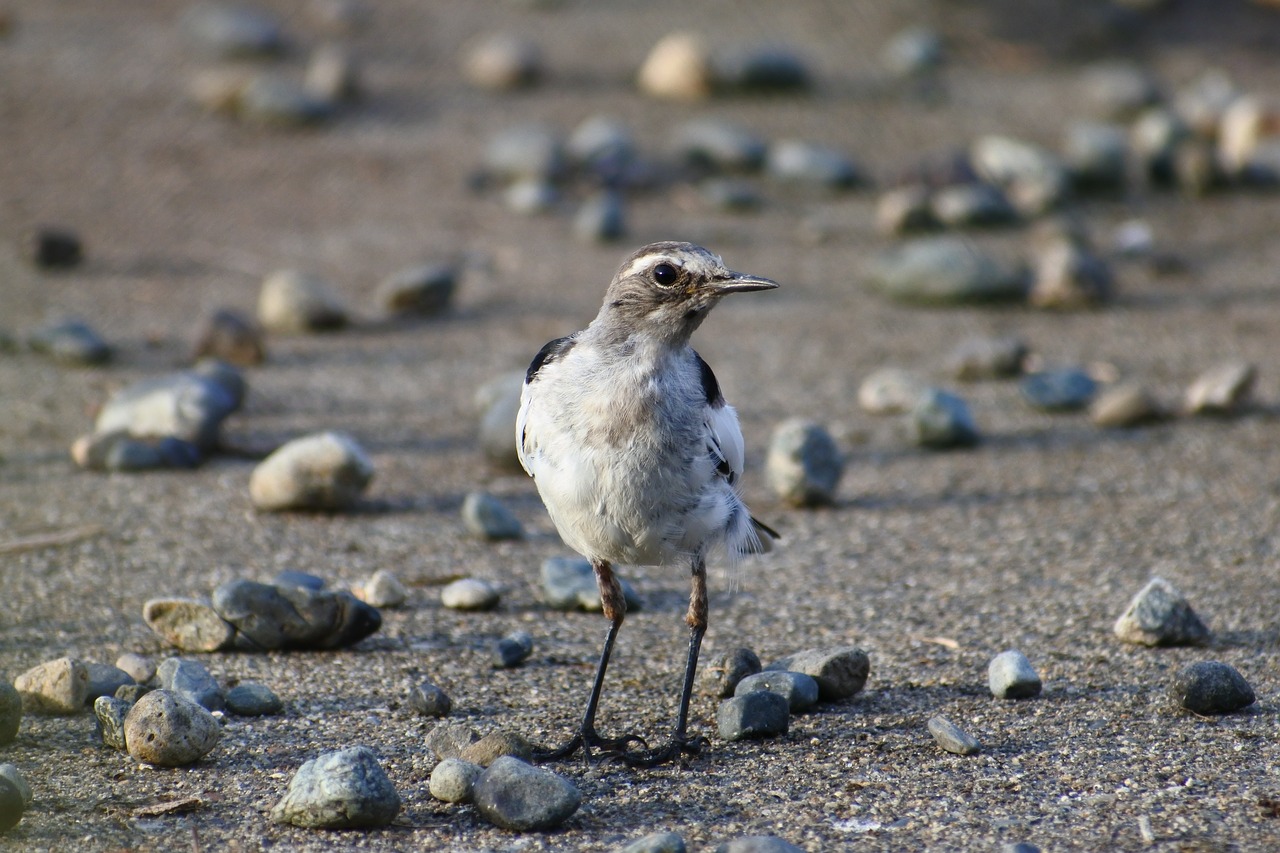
[622,555,711,768]
[533,560,646,763]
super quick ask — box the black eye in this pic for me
[652,263,678,286]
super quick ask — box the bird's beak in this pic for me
[711,271,780,295]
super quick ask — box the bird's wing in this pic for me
[695,352,745,486]
[517,335,578,478]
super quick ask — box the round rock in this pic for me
[22,225,83,269]
[911,388,980,449]
[124,689,222,766]
[157,657,225,712]
[766,140,862,189]
[988,650,1042,700]
[473,756,581,831]
[359,569,407,609]
[1020,368,1098,412]
[734,670,819,713]
[239,75,333,127]
[430,757,483,804]
[14,657,89,715]
[765,646,869,701]
[409,681,453,718]
[0,777,22,833]
[858,367,928,415]
[192,308,265,366]
[637,31,711,101]
[711,45,810,94]
[250,431,374,511]
[441,577,500,612]
[270,746,401,829]
[426,721,480,761]
[225,682,283,716]
[181,2,286,58]
[460,730,535,767]
[85,663,135,703]
[483,124,564,184]
[700,647,762,698]
[674,119,767,173]
[1090,383,1165,428]
[927,715,981,755]
[766,418,843,507]
[463,32,542,90]
[1171,662,1256,715]
[115,653,156,685]
[27,319,111,366]
[1029,241,1114,310]
[1114,577,1211,647]
[930,182,1018,228]
[573,191,627,243]
[0,764,31,808]
[257,269,347,333]
[622,832,688,853]
[495,631,534,669]
[143,598,236,652]
[478,372,525,471]
[462,492,523,540]
[945,336,1028,381]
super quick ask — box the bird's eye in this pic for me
[652,263,678,286]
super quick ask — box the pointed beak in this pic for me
[711,270,780,295]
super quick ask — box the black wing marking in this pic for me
[694,350,725,408]
[526,335,577,384]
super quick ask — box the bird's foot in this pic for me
[532,728,648,764]
[618,732,708,768]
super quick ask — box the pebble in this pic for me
[225,682,283,716]
[462,492,524,540]
[495,631,534,668]
[1029,240,1114,309]
[213,579,382,650]
[478,372,525,470]
[0,683,20,745]
[765,419,843,507]
[970,135,1070,215]
[0,777,22,833]
[911,388,980,449]
[637,31,711,101]
[27,319,112,366]
[930,182,1018,228]
[473,756,581,831]
[483,124,565,184]
[463,32,542,90]
[1090,383,1164,428]
[711,45,810,94]
[1063,122,1129,190]
[239,74,333,127]
[1113,577,1211,647]
[1131,108,1189,186]
[271,746,401,828]
[115,653,156,685]
[249,431,374,511]
[714,835,804,853]
[765,140,862,189]
[157,657,225,712]
[188,67,255,115]
[674,119,768,173]
[573,191,627,243]
[1081,61,1161,119]
[766,646,870,701]
[1185,361,1256,415]
[257,269,347,333]
[460,730,535,767]
[541,556,641,612]
[1171,661,1256,715]
[697,178,764,212]
[700,647,762,698]
[504,178,560,214]
[14,657,89,715]
[91,362,244,453]
[375,263,457,318]
[621,832,688,853]
[441,577,501,611]
[734,671,819,713]
[865,237,1027,305]
[1175,68,1239,138]
[988,650,1042,700]
[359,569,407,609]
[0,764,31,808]
[115,684,152,704]
[94,695,131,751]
[192,308,265,366]
[425,721,480,760]
[876,185,938,235]
[181,2,286,58]
[409,681,453,718]
[143,598,236,652]
[124,689,222,766]
[858,367,928,415]
[1020,368,1098,411]
[567,115,636,176]
[85,664,135,702]
[22,225,83,268]
[1217,96,1272,179]
[882,26,943,78]
[429,757,483,804]
[946,336,1028,381]
[718,691,789,741]
[927,715,981,755]
[305,44,360,104]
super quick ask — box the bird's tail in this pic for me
[745,515,780,555]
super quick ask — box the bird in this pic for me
[516,241,779,766]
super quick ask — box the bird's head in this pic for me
[596,242,778,344]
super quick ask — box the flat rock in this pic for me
[271,746,401,828]
[1090,383,1165,428]
[858,367,928,415]
[239,75,333,127]
[945,336,1028,381]
[766,646,869,701]
[257,269,347,333]
[700,647,762,698]
[124,689,221,766]
[375,263,457,318]
[674,119,767,173]
[157,657,225,712]
[94,695,131,751]
[988,650,1042,700]
[409,681,453,718]
[864,237,1027,306]
[440,577,500,611]
[213,579,381,650]
[541,556,641,612]
[712,45,810,94]
[426,721,480,760]
[911,388,980,449]
[1020,368,1098,411]
[765,418,843,507]
[1171,661,1255,715]
[14,657,89,715]
[225,682,283,716]
[734,670,819,713]
[473,756,581,831]
[429,757,483,804]
[1114,577,1211,647]
[718,691,789,741]
[460,730,535,767]
[249,431,374,511]
[27,319,111,366]
[1185,361,1256,415]
[927,715,981,755]
[462,492,524,540]
[0,682,22,745]
[143,598,236,652]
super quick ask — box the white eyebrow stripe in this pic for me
[620,255,679,279]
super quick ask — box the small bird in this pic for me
[517,241,779,766]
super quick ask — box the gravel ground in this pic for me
[2,1,1279,850]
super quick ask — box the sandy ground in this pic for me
[2,1,1279,850]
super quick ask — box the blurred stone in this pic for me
[143,598,236,652]
[1175,139,1224,197]
[484,124,564,183]
[14,657,89,715]
[271,746,401,828]
[430,758,483,804]
[1171,662,1255,715]
[258,269,347,332]
[865,237,1027,306]
[734,670,819,713]
[0,776,22,832]
[249,431,374,511]
[573,191,627,243]
[115,653,156,685]
[441,577,501,612]
[1218,95,1276,179]
[766,140,862,189]
[479,372,525,470]
[1090,383,1164,428]
[495,631,534,668]
[928,715,981,755]
[946,335,1028,381]
[239,74,333,127]
[567,115,637,181]
[674,119,767,173]
[182,3,286,58]
[308,0,372,34]
[305,44,361,104]
[464,33,542,90]
[1020,368,1098,411]
[1131,108,1190,185]
[409,681,453,718]
[970,135,1070,215]
[858,367,928,415]
[188,68,255,115]
[912,388,980,449]
[541,556,641,612]
[712,45,810,93]
[876,185,938,235]
[766,646,869,701]
[124,689,221,766]
[192,308,265,366]
[375,263,457,318]
[930,182,1017,228]
[637,31,711,101]
[1080,61,1161,119]
[698,178,764,212]
[988,650,1042,699]
[274,570,326,590]
[1114,577,1211,647]
[0,683,19,745]
[765,418,843,507]
[28,319,111,366]
[1185,361,1256,415]
[504,179,560,215]
[700,647,762,698]
[225,682,283,716]
[93,362,244,453]
[460,730,535,767]
[1112,219,1155,259]
[717,691,789,741]
[157,657,224,712]
[22,226,83,269]
[462,492,523,540]
[1029,240,1114,309]
[882,27,943,78]
[1063,122,1129,190]
[473,757,580,831]
[358,569,407,609]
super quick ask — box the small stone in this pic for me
[674,119,767,174]
[124,689,221,766]
[27,319,111,366]
[1114,577,1211,647]
[359,569,407,609]
[143,598,236,652]
[94,695,132,751]
[0,765,31,808]
[1020,368,1098,411]
[0,683,20,745]
[504,178,560,215]
[463,33,542,90]
[882,27,943,77]
[14,657,89,715]
[637,31,711,101]
[541,556,641,612]
[927,715,981,755]
[115,684,152,704]
[1029,240,1114,309]
[85,664,135,703]
[478,372,526,470]
[946,336,1028,381]
[714,838,803,853]
[271,746,401,829]
[460,730,535,767]
[182,2,286,58]
[858,367,928,415]
[250,431,374,511]
[483,124,565,184]
[1171,661,1255,715]
[239,74,333,127]
[22,226,83,269]
[213,579,381,650]
[192,308,265,366]
[876,185,938,236]
[462,492,523,540]
[1218,95,1275,179]
[409,681,453,718]
[700,647,762,698]
[988,650,1042,700]
[157,658,225,712]
[473,756,581,831]
[441,577,501,612]
[567,115,636,176]
[929,182,1018,228]
[766,140,862,190]
[92,363,243,454]
[425,721,480,760]
[304,44,360,104]
[225,682,283,716]
[1090,383,1165,428]
[970,135,1070,215]
[573,191,627,243]
[697,178,764,212]
[1131,108,1190,186]
[712,45,810,94]
[865,237,1027,306]
[1063,122,1129,190]
[188,68,255,114]
[912,388,980,449]
[495,631,534,668]
[765,419,843,507]
[0,777,22,833]
[258,269,347,333]
[718,691,789,741]
[621,832,688,853]
[1001,844,1042,853]
[1185,361,1256,415]
[1081,61,1161,119]
[734,671,819,713]
[375,263,457,318]
[429,758,483,804]
[766,646,870,701]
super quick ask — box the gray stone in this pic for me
[304,44,360,104]
[1131,108,1190,185]
[249,431,374,511]
[573,191,627,243]
[0,777,22,833]
[946,336,1028,381]
[463,32,542,90]
[271,746,401,828]
[85,664,135,703]
[1171,661,1255,715]
[1081,61,1161,119]
[1029,241,1114,310]
[14,657,89,715]
[700,647,762,698]
[429,757,483,803]
[478,372,526,471]
[157,657,225,712]
[882,26,943,77]
[484,124,565,183]
[718,691,789,741]
[621,832,688,853]
[865,237,1027,306]
[567,115,636,174]
[876,185,938,236]
[858,367,928,415]
[114,653,156,685]
[409,681,453,718]
[1185,361,1256,415]
[1090,383,1165,428]
[930,182,1018,228]
[273,570,326,590]
[734,670,819,713]
[0,683,20,745]
[212,579,381,650]
[27,319,111,365]
[911,388,980,449]
[1063,122,1129,190]
[94,695,131,751]
[495,631,534,668]
[462,492,523,540]
[359,569,407,609]
[714,835,803,853]
[142,598,236,652]
[674,119,767,173]
[225,682,283,716]
[375,263,457,318]
[1020,368,1098,411]
[71,432,203,472]
[239,75,333,127]
[988,650,1042,700]
[697,178,764,212]
[766,140,862,189]
[765,418,843,507]
[970,134,1071,215]
[257,269,347,333]
[182,2,286,58]
[473,756,580,831]
[440,577,501,612]
[766,646,870,701]
[541,556,641,612]
[426,721,480,760]
[0,765,31,808]
[124,689,221,766]
[460,730,535,767]
[1114,577,1211,647]
[927,715,981,755]
[711,45,810,94]
[115,684,153,704]
[22,226,83,269]
[192,308,265,367]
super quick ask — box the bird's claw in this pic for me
[618,733,708,768]
[532,729,649,764]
